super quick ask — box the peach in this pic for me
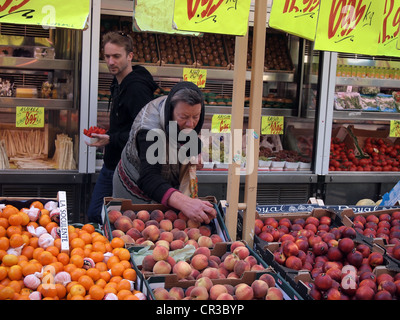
[112,229,125,238]
[258,273,276,287]
[142,225,160,242]
[108,210,122,224]
[164,210,178,222]
[173,261,193,279]
[190,286,208,300]
[230,240,245,252]
[218,266,229,278]
[168,286,184,300]
[201,267,220,280]
[198,236,213,248]
[173,219,187,230]
[159,219,173,231]
[199,225,212,237]
[122,209,136,220]
[186,239,199,248]
[194,247,211,258]
[191,253,209,271]
[150,209,164,222]
[195,276,213,291]
[170,239,185,250]
[187,228,201,241]
[140,240,154,246]
[234,260,251,277]
[155,239,170,250]
[223,253,240,271]
[142,255,156,271]
[235,283,254,300]
[209,255,221,265]
[227,272,240,279]
[153,287,170,300]
[233,246,250,259]
[126,227,142,241]
[244,255,258,267]
[120,234,135,245]
[210,234,223,244]
[153,245,169,261]
[251,264,266,271]
[173,230,188,242]
[265,287,283,300]
[114,216,134,233]
[159,231,174,243]
[152,260,172,274]
[251,279,269,299]
[136,210,150,222]
[178,211,189,222]
[216,293,234,300]
[209,284,228,300]
[145,220,159,228]
[132,219,145,232]
[166,256,176,269]
[187,219,201,228]
[185,285,195,297]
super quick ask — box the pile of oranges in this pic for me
[0,201,144,300]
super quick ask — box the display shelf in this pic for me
[333,110,400,121]
[336,77,400,88]
[0,57,74,71]
[324,172,400,184]
[0,97,73,109]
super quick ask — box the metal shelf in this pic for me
[0,57,74,71]
[335,77,400,88]
[333,110,400,121]
[324,172,400,184]
[0,97,74,109]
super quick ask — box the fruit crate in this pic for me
[101,196,231,244]
[0,196,57,210]
[136,241,302,300]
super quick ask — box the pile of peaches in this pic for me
[255,213,400,300]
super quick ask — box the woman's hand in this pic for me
[85,133,110,147]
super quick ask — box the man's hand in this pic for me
[85,133,110,147]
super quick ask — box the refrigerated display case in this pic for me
[318,52,400,205]
[0,23,92,221]
[88,0,323,205]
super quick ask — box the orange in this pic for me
[19,212,30,226]
[38,284,57,298]
[21,234,30,246]
[92,234,108,244]
[49,261,63,274]
[0,286,14,300]
[46,245,59,257]
[8,214,22,227]
[90,251,104,264]
[40,209,49,216]
[70,294,84,300]
[68,225,76,234]
[22,262,41,277]
[66,280,79,293]
[70,247,84,258]
[123,268,137,281]
[0,237,9,251]
[116,248,130,261]
[117,279,132,292]
[31,201,44,210]
[95,261,107,272]
[64,263,77,274]
[104,285,117,295]
[80,232,92,245]
[110,263,125,277]
[68,232,78,241]
[9,234,24,248]
[86,268,101,282]
[70,254,84,268]
[8,265,22,281]
[70,268,86,282]
[69,283,86,297]
[32,247,44,260]
[20,288,32,296]
[3,254,18,267]
[53,238,61,251]
[38,215,51,227]
[0,250,7,261]
[8,280,21,294]
[70,237,85,250]
[110,237,125,249]
[92,241,106,254]
[117,289,132,300]
[124,294,139,300]
[106,255,120,269]
[0,226,5,238]
[0,218,9,229]
[1,205,19,219]
[45,222,58,234]
[6,225,21,237]
[89,285,104,300]
[29,237,39,248]
[0,266,7,281]
[78,275,94,291]
[55,283,67,299]
[110,275,122,284]
[57,252,70,266]
[83,245,92,257]
[82,224,95,234]
[100,271,111,283]
[38,251,54,266]
[95,278,106,289]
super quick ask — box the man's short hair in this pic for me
[102,31,134,54]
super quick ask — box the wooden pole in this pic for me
[225,30,248,241]
[242,0,267,247]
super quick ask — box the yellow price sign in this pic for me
[211,114,231,133]
[16,107,45,128]
[269,0,320,41]
[261,116,284,135]
[314,0,383,56]
[183,68,207,88]
[173,0,252,36]
[390,120,400,137]
[0,0,90,29]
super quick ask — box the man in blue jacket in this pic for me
[86,31,158,223]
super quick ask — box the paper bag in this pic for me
[179,163,198,198]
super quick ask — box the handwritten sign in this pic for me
[314,0,383,56]
[16,107,44,128]
[261,116,284,135]
[133,0,200,35]
[0,0,90,30]
[390,120,400,137]
[173,0,252,36]
[211,114,231,133]
[183,68,207,88]
[269,0,320,41]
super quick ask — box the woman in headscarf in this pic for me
[113,81,216,223]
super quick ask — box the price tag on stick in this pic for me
[57,191,70,254]
[183,68,207,88]
[211,114,231,133]
[390,120,400,137]
[16,107,45,128]
[261,116,284,135]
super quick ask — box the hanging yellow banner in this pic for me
[133,0,200,35]
[183,68,207,88]
[390,120,400,137]
[269,0,320,41]
[173,0,252,36]
[16,107,44,128]
[211,114,231,133]
[378,0,400,57]
[0,0,90,30]
[314,0,383,56]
